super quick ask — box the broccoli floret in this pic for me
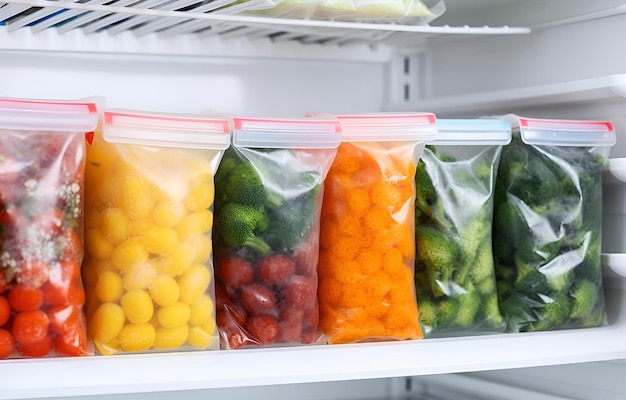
[575,234,602,282]
[437,298,459,326]
[417,296,437,334]
[538,254,576,294]
[261,185,320,252]
[503,146,562,208]
[468,238,496,288]
[528,293,571,332]
[570,279,598,319]
[499,294,537,332]
[455,289,481,327]
[513,253,550,297]
[415,225,459,297]
[454,212,491,284]
[224,161,282,209]
[217,203,270,256]
[478,294,504,328]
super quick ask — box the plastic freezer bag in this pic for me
[414,119,510,337]
[317,113,436,344]
[83,110,230,354]
[246,0,445,24]
[493,116,616,333]
[0,97,98,359]
[214,117,341,349]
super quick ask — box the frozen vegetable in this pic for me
[493,116,615,332]
[0,97,98,358]
[83,110,230,354]
[413,120,510,337]
[214,117,340,349]
[316,113,436,344]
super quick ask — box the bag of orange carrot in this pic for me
[316,113,437,344]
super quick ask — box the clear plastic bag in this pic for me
[414,119,510,337]
[83,109,230,354]
[246,0,446,25]
[493,115,616,333]
[316,113,436,344]
[214,117,341,349]
[0,97,99,359]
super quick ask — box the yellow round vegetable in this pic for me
[141,226,178,255]
[188,294,214,326]
[118,323,156,352]
[89,302,126,345]
[153,200,186,228]
[101,207,130,245]
[149,274,180,307]
[121,289,154,324]
[86,229,114,260]
[112,237,149,272]
[95,270,124,303]
[154,324,189,350]
[187,323,217,350]
[178,264,211,304]
[157,301,191,328]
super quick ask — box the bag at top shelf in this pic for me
[83,109,231,355]
[0,96,99,359]
[213,117,341,349]
[492,115,616,333]
[244,0,446,25]
[315,112,436,344]
[414,119,510,338]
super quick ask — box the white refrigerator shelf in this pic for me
[1,287,624,400]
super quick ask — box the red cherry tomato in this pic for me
[16,335,52,358]
[49,305,87,356]
[0,328,14,359]
[240,284,276,315]
[247,315,278,346]
[217,257,255,289]
[43,260,82,307]
[54,327,87,357]
[257,254,296,285]
[9,284,44,312]
[0,296,10,327]
[12,310,49,345]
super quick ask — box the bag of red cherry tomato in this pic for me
[214,117,341,349]
[0,97,98,359]
[83,109,231,355]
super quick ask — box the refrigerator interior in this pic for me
[2,0,626,399]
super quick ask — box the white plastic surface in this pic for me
[1,286,625,399]
[604,158,626,185]
[602,254,626,279]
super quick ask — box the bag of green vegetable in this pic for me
[415,119,510,337]
[214,117,341,349]
[245,0,445,25]
[493,116,616,333]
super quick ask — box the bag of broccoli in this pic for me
[493,115,616,333]
[84,109,230,355]
[316,113,436,344]
[214,117,341,349]
[415,119,510,337]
